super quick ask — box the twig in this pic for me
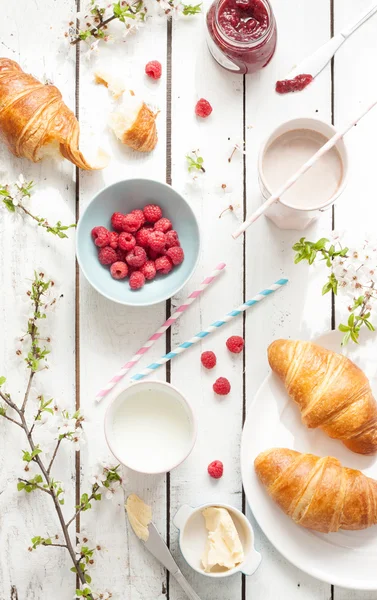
[47,438,62,475]
[42,542,68,548]
[17,204,76,238]
[2,414,23,428]
[71,14,116,45]
[18,478,52,496]
[66,487,99,529]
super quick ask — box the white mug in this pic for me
[258,117,349,230]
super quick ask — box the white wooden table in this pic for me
[1,0,377,598]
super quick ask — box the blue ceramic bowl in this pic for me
[76,179,200,306]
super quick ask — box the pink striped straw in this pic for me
[95,262,226,402]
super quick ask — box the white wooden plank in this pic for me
[77,16,170,600]
[0,1,77,598]
[333,0,377,598]
[168,8,244,600]
[244,0,333,597]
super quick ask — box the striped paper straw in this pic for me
[95,262,226,402]
[131,278,288,382]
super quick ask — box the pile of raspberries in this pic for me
[91,204,184,290]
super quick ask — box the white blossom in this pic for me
[105,480,121,500]
[71,428,86,451]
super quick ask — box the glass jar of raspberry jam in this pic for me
[206,0,277,74]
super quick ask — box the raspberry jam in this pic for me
[276,74,313,94]
[206,0,277,74]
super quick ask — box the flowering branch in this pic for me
[0,176,76,239]
[0,272,119,599]
[293,234,377,345]
[186,150,205,173]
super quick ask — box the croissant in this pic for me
[254,448,377,532]
[109,91,158,153]
[268,339,377,455]
[0,58,109,170]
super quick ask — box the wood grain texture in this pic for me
[0,1,77,598]
[332,0,377,598]
[77,15,170,600]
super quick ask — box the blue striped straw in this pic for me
[131,278,288,382]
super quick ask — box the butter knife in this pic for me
[143,522,202,600]
[282,1,377,82]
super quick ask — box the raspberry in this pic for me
[126,246,147,268]
[136,226,153,248]
[208,460,223,479]
[109,231,119,249]
[116,248,127,262]
[213,377,231,396]
[143,204,162,223]
[226,336,244,354]
[119,232,136,252]
[111,212,125,232]
[154,218,172,233]
[201,351,216,369]
[98,246,118,266]
[122,213,141,233]
[129,271,145,290]
[131,209,145,227]
[145,60,162,80]
[148,249,161,261]
[166,246,184,266]
[165,230,180,249]
[91,226,110,248]
[140,260,157,281]
[195,98,213,118]
[155,255,173,275]
[110,261,128,280]
[148,230,166,252]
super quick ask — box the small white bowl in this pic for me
[104,380,197,474]
[173,503,261,578]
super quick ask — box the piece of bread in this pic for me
[268,339,377,454]
[0,58,109,170]
[109,92,157,153]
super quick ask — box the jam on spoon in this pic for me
[206,0,277,74]
[276,74,314,94]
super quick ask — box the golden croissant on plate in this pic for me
[268,339,377,455]
[255,448,377,532]
[0,58,109,170]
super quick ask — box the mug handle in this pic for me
[241,549,262,576]
[173,504,195,530]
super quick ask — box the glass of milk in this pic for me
[258,118,349,230]
[104,381,197,474]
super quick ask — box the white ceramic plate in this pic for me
[241,330,377,590]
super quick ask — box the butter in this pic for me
[201,507,244,573]
[125,494,152,542]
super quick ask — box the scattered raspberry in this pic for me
[108,231,119,249]
[98,246,118,266]
[119,232,136,252]
[129,271,145,290]
[208,460,223,479]
[155,255,173,275]
[111,212,125,232]
[145,60,162,80]
[195,98,213,118]
[213,377,231,396]
[136,226,153,248]
[226,336,244,354]
[166,246,184,266]
[201,351,216,369]
[165,230,180,249]
[122,213,141,233]
[143,204,162,223]
[91,226,110,248]
[149,230,166,252]
[110,261,128,280]
[154,218,172,233]
[131,209,145,227]
[140,260,157,281]
[126,246,147,268]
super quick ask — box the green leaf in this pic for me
[314,238,329,250]
[17,482,25,491]
[85,573,92,584]
[365,320,375,331]
[338,323,350,333]
[182,2,202,14]
[341,331,351,346]
[0,376,6,386]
